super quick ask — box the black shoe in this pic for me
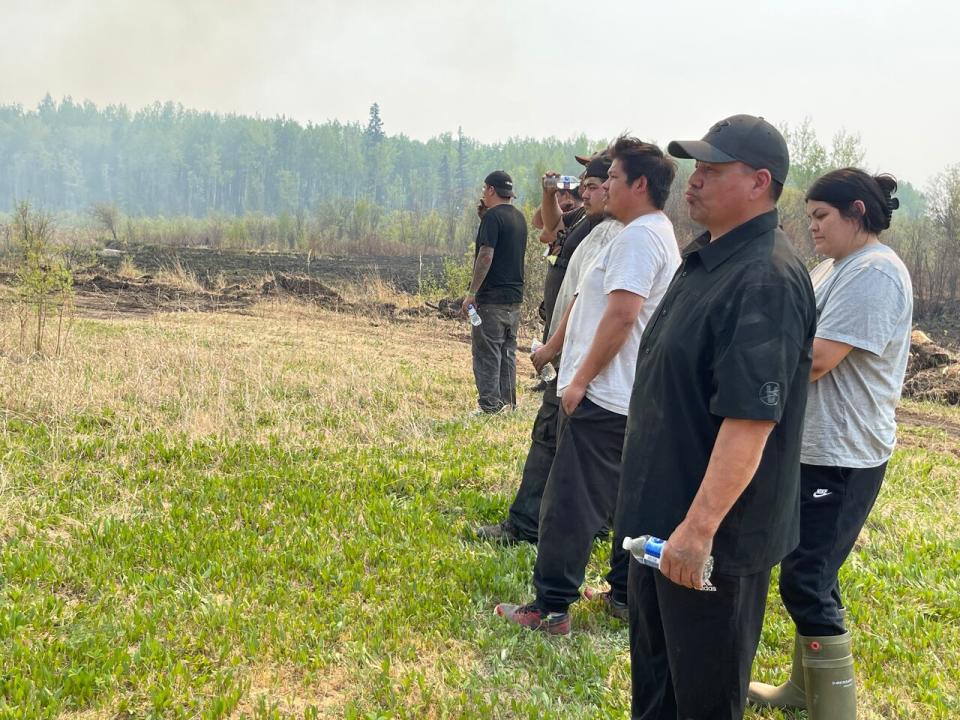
[476,520,527,544]
[583,588,629,621]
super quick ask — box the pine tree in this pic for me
[363,103,385,204]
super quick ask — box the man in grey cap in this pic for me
[614,115,817,718]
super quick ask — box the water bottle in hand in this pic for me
[530,339,557,382]
[467,304,482,327]
[622,535,716,592]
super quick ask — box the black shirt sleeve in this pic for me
[476,211,502,250]
[561,208,583,229]
[709,280,808,423]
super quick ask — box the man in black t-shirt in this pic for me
[462,171,528,414]
[539,155,611,340]
[476,154,610,543]
[615,116,816,719]
[535,185,583,337]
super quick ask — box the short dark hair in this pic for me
[609,136,676,210]
[770,180,784,203]
[805,168,898,234]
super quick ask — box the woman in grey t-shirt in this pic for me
[750,169,912,719]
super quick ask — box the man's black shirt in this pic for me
[615,210,817,575]
[476,203,528,305]
[542,209,601,333]
[552,207,587,263]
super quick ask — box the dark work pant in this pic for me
[533,397,629,612]
[628,560,771,720]
[780,461,887,636]
[507,380,559,541]
[471,303,520,412]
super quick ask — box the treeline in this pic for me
[0,96,596,221]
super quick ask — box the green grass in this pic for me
[0,305,957,718]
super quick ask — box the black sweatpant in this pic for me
[507,381,560,542]
[628,560,771,720]
[533,397,629,612]
[780,461,887,636]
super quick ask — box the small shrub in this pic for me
[441,250,473,299]
[116,255,143,279]
[12,201,74,355]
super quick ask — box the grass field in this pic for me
[0,302,957,719]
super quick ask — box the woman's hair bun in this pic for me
[874,173,898,199]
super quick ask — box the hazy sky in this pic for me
[2,0,957,186]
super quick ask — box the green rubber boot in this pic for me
[802,631,857,720]
[747,632,806,708]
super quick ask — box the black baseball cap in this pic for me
[583,154,612,181]
[668,114,789,185]
[484,170,515,198]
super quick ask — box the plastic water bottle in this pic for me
[622,535,716,592]
[467,304,482,327]
[544,175,581,191]
[529,339,557,382]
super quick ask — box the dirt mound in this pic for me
[907,330,957,373]
[67,268,425,321]
[904,365,960,405]
[425,297,463,319]
[71,272,255,317]
[903,330,960,405]
[260,273,342,301]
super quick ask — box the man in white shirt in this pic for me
[495,137,682,635]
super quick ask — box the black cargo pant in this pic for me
[471,303,521,413]
[533,397,630,612]
[506,380,560,542]
[628,560,771,720]
[779,461,887,636]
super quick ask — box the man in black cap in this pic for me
[463,171,528,414]
[614,115,817,718]
[476,153,613,542]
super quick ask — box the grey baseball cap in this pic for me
[668,114,789,184]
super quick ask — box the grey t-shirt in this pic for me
[801,244,913,467]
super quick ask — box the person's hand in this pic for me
[460,294,477,318]
[530,343,558,373]
[476,201,486,218]
[660,519,714,590]
[542,171,560,197]
[561,379,586,416]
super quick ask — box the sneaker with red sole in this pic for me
[583,587,629,621]
[494,603,571,635]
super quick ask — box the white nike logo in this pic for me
[813,489,832,499]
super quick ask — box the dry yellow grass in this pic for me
[0,300,492,448]
[115,256,143,280]
[153,257,207,294]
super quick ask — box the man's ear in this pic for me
[632,175,649,196]
[752,168,773,199]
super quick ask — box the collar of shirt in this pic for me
[683,209,780,273]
